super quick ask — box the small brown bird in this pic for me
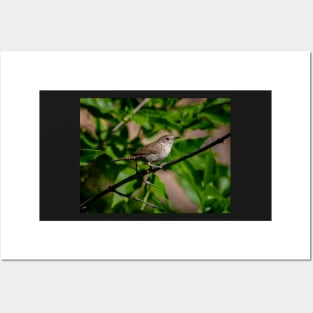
[112,135,179,167]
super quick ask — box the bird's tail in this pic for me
[111,155,138,162]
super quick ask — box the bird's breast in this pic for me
[158,143,172,159]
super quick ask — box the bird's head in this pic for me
[157,135,180,146]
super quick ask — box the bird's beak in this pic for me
[174,136,180,140]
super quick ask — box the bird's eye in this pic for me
[166,137,169,140]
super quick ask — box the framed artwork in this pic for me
[40,90,271,221]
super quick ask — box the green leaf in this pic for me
[172,138,207,158]
[132,114,149,127]
[216,177,230,196]
[204,184,222,200]
[80,98,116,114]
[134,108,182,131]
[203,150,217,185]
[199,107,230,125]
[80,149,106,165]
[215,164,231,195]
[112,167,139,208]
[151,174,171,209]
[173,162,202,207]
[177,176,201,207]
[80,132,99,149]
[204,98,231,108]
[180,103,203,114]
[209,197,231,213]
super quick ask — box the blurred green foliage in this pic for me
[80,98,231,214]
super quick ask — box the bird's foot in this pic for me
[148,162,166,170]
[143,176,158,188]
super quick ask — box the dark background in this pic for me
[40,91,271,221]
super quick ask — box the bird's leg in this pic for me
[143,174,158,188]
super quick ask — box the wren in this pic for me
[112,135,179,167]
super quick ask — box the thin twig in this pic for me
[140,188,152,211]
[112,98,150,133]
[80,132,231,209]
[114,190,158,209]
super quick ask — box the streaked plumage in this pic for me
[112,135,179,166]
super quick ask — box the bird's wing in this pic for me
[132,143,159,156]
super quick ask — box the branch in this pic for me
[114,190,158,209]
[112,98,150,133]
[80,132,231,210]
[163,132,230,169]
